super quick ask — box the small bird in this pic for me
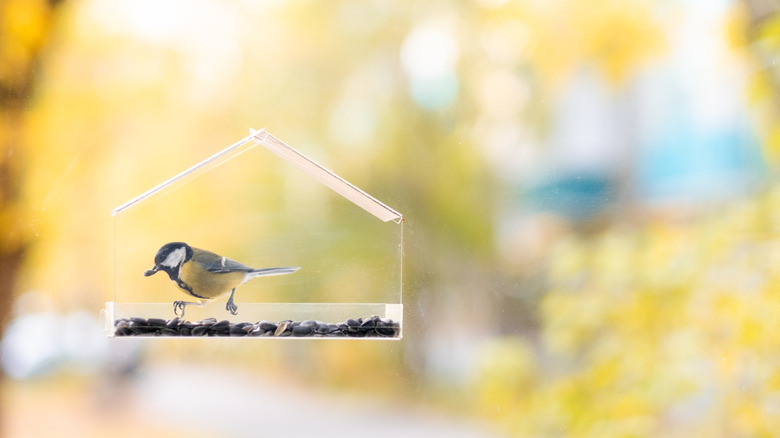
[144,242,299,318]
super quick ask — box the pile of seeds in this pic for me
[113,315,400,338]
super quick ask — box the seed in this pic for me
[211,320,230,330]
[375,326,394,337]
[292,324,314,336]
[230,324,248,336]
[259,321,277,332]
[147,318,167,327]
[113,315,400,338]
[195,318,217,326]
[192,325,210,336]
[210,326,230,336]
[345,319,360,332]
[250,326,265,337]
[274,320,291,336]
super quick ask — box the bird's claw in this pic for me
[173,300,186,318]
[225,288,238,315]
[226,298,238,315]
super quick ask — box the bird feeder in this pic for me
[104,129,403,339]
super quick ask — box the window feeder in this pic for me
[104,129,403,339]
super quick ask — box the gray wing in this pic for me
[191,248,255,273]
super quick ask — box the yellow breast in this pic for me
[178,261,246,300]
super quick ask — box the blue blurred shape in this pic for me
[637,120,765,203]
[409,71,459,110]
[528,174,617,221]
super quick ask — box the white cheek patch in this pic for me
[161,247,186,268]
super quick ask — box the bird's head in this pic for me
[144,242,193,280]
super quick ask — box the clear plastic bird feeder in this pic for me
[104,129,403,339]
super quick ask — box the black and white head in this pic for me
[144,242,193,281]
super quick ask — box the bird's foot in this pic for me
[225,291,238,315]
[173,300,187,318]
[225,299,238,315]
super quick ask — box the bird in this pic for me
[143,242,299,318]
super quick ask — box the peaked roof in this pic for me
[113,128,403,223]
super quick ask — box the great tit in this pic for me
[144,242,299,318]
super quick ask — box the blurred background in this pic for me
[1,0,780,436]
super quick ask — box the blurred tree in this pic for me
[743,1,780,166]
[0,0,65,374]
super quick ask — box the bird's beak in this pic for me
[144,266,159,277]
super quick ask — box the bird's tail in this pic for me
[248,266,300,278]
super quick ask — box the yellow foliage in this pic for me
[747,13,780,169]
[472,337,536,417]
[474,189,780,436]
[511,0,666,89]
[0,0,52,90]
